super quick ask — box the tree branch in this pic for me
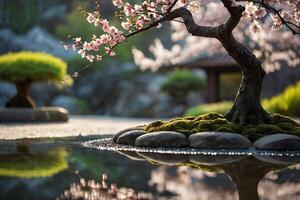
[165,7,221,38]
[125,7,221,39]
[220,0,244,33]
[237,0,300,34]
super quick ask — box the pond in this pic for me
[0,135,300,200]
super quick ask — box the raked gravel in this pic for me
[0,115,153,140]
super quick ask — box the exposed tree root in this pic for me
[225,103,272,125]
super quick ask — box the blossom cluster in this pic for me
[66,0,178,65]
[132,0,299,72]
[65,16,125,63]
[242,2,266,33]
[242,0,299,32]
[65,0,299,75]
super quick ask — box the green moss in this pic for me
[271,113,299,126]
[144,113,300,141]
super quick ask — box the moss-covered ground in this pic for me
[144,113,300,142]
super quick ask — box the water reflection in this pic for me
[0,138,299,200]
[0,141,68,178]
[117,148,300,200]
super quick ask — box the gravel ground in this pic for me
[0,116,153,140]
[0,116,298,141]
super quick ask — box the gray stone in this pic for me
[189,132,252,149]
[253,134,300,150]
[135,131,188,147]
[189,155,246,166]
[138,152,188,165]
[112,127,144,143]
[0,107,68,122]
[116,130,146,145]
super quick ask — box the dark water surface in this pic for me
[0,135,300,200]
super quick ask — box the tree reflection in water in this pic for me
[1,139,299,200]
[0,141,68,179]
[120,150,300,200]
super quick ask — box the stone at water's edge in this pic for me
[253,133,300,150]
[116,130,146,145]
[189,155,246,166]
[135,131,188,147]
[113,127,144,142]
[189,132,252,149]
[0,107,68,122]
[138,152,188,165]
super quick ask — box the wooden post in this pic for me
[206,70,220,102]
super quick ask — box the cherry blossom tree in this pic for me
[67,0,300,125]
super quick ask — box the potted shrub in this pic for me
[161,69,205,103]
[0,51,71,122]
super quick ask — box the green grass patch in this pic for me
[185,81,300,117]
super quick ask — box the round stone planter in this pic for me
[0,107,69,122]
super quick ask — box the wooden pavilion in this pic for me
[174,54,240,102]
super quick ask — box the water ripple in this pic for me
[83,138,300,157]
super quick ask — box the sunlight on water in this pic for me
[83,138,300,157]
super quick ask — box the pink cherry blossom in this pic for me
[67,0,299,74]
[87,13,95,24]
[86,54,95,62]
[121,21,131,30]
[75,37,81,43]
[124,3,135,17]
[112,0,123,8]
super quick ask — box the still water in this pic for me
[0,135,300,200]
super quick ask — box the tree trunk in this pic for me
[222,157,283,200]
[218,34,271,125]
[5,82,36,108]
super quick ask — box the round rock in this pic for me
[116,130,146,145]
[253,133,300,150]
[189,132,251,149]
[135,131,188,147]
[112,126,144,143]
[189,155,246,166]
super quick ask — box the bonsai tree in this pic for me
[67,0,299,126]
[161,69,205,102]
[0,51,68,108]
